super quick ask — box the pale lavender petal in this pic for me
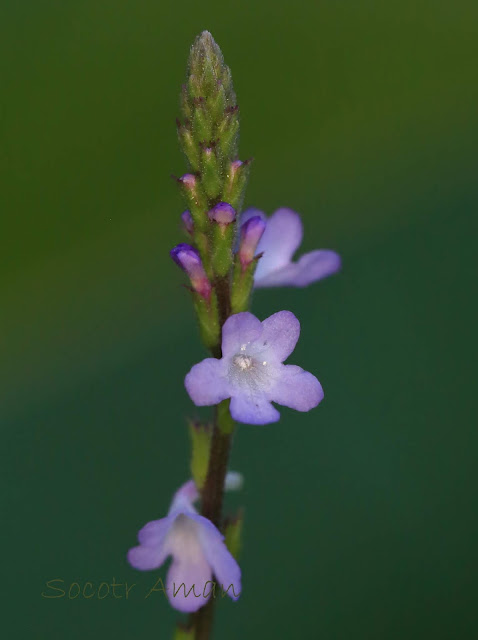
[221,312,263,358]
[166,555,212,612]
[255,249,341,288]
[240,207,266,226]
[254,208,303,280]
[127,544,169,571]
[235,208,266,252]
[238,216,267,268]
[137,516,173,546]
[268,364,324,411]
[260,310,300,363]
[197,523,241,600]
[169,480,199,514]
[230,391,280,425]
[186,512,225,537]
[185,358,230,406]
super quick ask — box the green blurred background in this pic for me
[2,1,477,638]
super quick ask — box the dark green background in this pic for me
[2,1,477,638]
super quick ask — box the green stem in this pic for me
[214,275,231,330]
[192,405,234,640]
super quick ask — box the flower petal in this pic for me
[260,310,300,363]
[127,544,169,571]
[196,520,241,601]
[185,358,230,406]
[137,516,173,546]
[169,480,200,515]
[254,208,303,280]
[221,312,263,358]
[230,391,280,425]
[240,207,266,226]
[255,249,341,288]
[269,364,324,411]
[166,555,212,612]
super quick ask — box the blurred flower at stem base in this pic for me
[127,473,243,613]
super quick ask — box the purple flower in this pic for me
[208,202,236,227]
[178,173,197,189]
[170,243,212,301]
[185,311,323,425]
[127,473,242,613]
[240,208,341,288]
[229,159,243,173]
[238,215,266,270]
[181,210,194,236]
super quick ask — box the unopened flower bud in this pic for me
[223,159,249,210]
[208,202,236,227]
[238,215,266,269]
[230,159,243,174]
[181,210,194,236]
[179,173,197,189]
[176,174,208,230]
[170,243,212,300]
[201,148,221,199]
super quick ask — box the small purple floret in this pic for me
[185,310,324,425]
[179,173,197,189]
[208,202,236,226]
[240,208,341,288]
[230,159,243,174]
[127,476,242,613]
[181,210,194,235]
[238,215,266,269]
[170,243,211,300]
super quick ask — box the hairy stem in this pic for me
[192,413,233,640]
[214,275,232,330]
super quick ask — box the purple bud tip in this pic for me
[179,173,197,189]
[170,243,211,300]
[230,160,243,173]
[239,215,266,268]
[170,243,200,269]
[208,202,236,226]
[181,210,194,235]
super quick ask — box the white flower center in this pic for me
[229,347,271,391]
[166,514,203,562]
[233,354,254,370]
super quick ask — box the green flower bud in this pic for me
[188,420,212,491]
[180,32,238,187]
[174,623,194,640]
[224,509,244,559]
[208,203,236,277]
[201,147,222,200]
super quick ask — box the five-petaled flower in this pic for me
[240,207,341,288]
[127,473,242,613]
[185,310,323,425]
